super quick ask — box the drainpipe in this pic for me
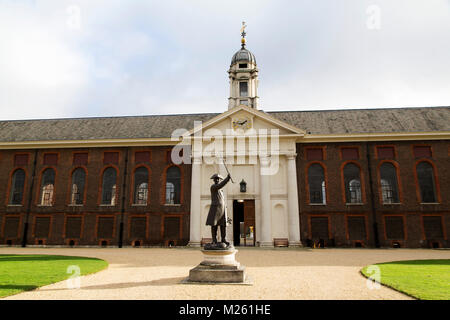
[21,150,38,247]
[366,142,380,248]
[118,147,130,248]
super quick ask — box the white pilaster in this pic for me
[287,154,302,247]
[259,155,273,247]
[188,156,202,247]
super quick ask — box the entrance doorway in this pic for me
[233,199,255,246]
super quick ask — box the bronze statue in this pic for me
[205,173,231,249]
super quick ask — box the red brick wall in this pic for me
[0,146,191,247]
[297,140,450,248]
[0,140,448,248]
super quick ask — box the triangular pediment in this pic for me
[185,105,305,137]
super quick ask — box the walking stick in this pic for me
[221,158,235,183]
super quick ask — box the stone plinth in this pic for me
[200,247,239,266]
[184,247,252,285]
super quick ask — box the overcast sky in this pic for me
[1,0,450,120]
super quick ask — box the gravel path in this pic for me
[1,247,449,300]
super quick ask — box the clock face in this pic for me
[232,117,252,131]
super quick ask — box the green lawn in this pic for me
[361,259,450,300]
[0,254,108,298]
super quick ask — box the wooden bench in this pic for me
[273,238,289,247]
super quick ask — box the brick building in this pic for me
[0,36,449,249]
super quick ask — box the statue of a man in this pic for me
[206,173,231,247]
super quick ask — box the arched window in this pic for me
[343,163,362,203]
[416,162,437,203]
[10,169,25,205]
[308,163,326,204]
[379,162,400,204]
[101,167,117,205]
[165,166,181,204]
[134,167,149,205]
[70,168,86,205]
[40,168,55,206]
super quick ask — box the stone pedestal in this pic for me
[184,247,252,285]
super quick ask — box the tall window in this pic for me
[10,169,25,205]
[165,166,181,204]
[379,162,400,204]
[308,164,326,204]
[134,167,149,205]
[40,168,55,206]
[239,81,248,97]
[70,168,86,205]
[416,162,437,203]
[101,167,117,205]
[343,163,362,203]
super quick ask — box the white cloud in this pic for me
[0,1,89,119]
[0,0,449,120]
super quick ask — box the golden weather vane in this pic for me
[240,21,247,46]
[240,21,247,36]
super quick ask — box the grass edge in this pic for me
[360,266,419,300]
[0,255,109,299]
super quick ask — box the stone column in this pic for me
[188,156,202,247]
[287,154,302,247]
[259,155,273,247]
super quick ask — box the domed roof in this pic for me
[231,46,256,66]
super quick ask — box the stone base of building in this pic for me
[259,241,274,247]
[288,241,303,247]
[187,241,201,247]
[184,247,252,284]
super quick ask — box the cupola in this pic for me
[228,22,259,110]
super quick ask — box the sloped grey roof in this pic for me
[0,113,217,142]
[0,107,448,143]
[269,106,450,135]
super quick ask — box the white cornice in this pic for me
[0,132,448,150]
[301,131,450,143]
[0,138,178,150]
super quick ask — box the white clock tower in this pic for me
[228,23,259,110]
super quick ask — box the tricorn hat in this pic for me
[210,173,224,180]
